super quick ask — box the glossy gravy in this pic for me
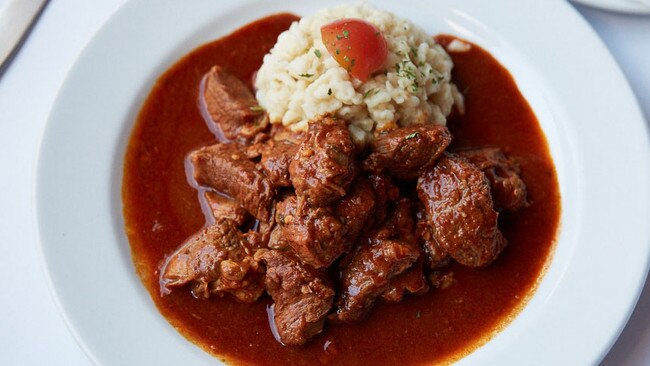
[123,13,560,366]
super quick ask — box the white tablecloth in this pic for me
[0,1,647,365]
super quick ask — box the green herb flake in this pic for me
[336,49,340,55]
[328,88,332,96]
[410,46,418,57]
[363,88,377,98]
[336,34,343,40]
[249,106,265,113]
[343,56,351,63]
[314,49,322,58]
[405,132,420,140]
[342,30,350,39]
[416,310,421,319]
[350,59,356,68]
[299,73,314,78]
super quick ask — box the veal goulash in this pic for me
[123,4,560,365]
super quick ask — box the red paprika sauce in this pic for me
[123,13,560,366]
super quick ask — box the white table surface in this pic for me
[0,1,647,365]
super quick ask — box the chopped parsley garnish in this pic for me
[336,34,343,40]
[342,30,350,39]
[299,73,314,78]
[328,88,332,96]
[335,49,340,55]
[350,59,356,68]
[403,69,416,79]
[249,106,264,113]
[410,46,418,57]
[314,49,322,58]
[363,88,378,98]
[405,132,420,140]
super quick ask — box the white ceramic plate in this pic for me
[36,0,650,365]
[572,0,650,14]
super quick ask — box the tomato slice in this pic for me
[320,18,388,82]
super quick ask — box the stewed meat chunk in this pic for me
[379,198,417,245]
[256,249,334,346]
[261,138,300,187]
[381,258,429,303]
[202,65,268,143]
[416,220,450,269]
[362,124,452,180]
[417,154,506,267]
[377,198,429,302]
[290,117,357,207]
[458,147,528,211]
[160,220,265,302]
[333,239,419,323]
[204,191,249,227]
[368,174,400,224]
[190,143,274,221]
[274,195,346,269]
[335,177,377,249]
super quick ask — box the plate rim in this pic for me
[572,0,650,14]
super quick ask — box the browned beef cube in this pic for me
[190,143,274,221]
[204,191,249,226]
[274,195,346,269]
[362,124,452,180]
[202,65,268,143]
[378,198,416,245]
[458,147,528,211]
[332,239,419,323]
[416,220,450,269]
[381,258,429,303]
[255,249,334,346]
[160,220,265,303]
[335,177,376,250]
[261,139,300,187]
[368,174,400,224]
[417,153,506,267]
[289,117,357,207]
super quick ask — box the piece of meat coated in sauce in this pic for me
[260,138,301,188]
[381,258,429,303]
[289,117,357,207]
[362,124,452,180]
[190,143,273,221]
[255,249,334,346]
[376,198,430,302]
[416,220,450,269]
[417,153,506,267]
[458,147,528,211]
[378,197,417,245]
[160,220,265,302]
[333,238,419,323]
[273,195,346,269]
[334,177,377,250]
[368,174,400,224]
[202,65,268,143]
[204,191,249,227]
